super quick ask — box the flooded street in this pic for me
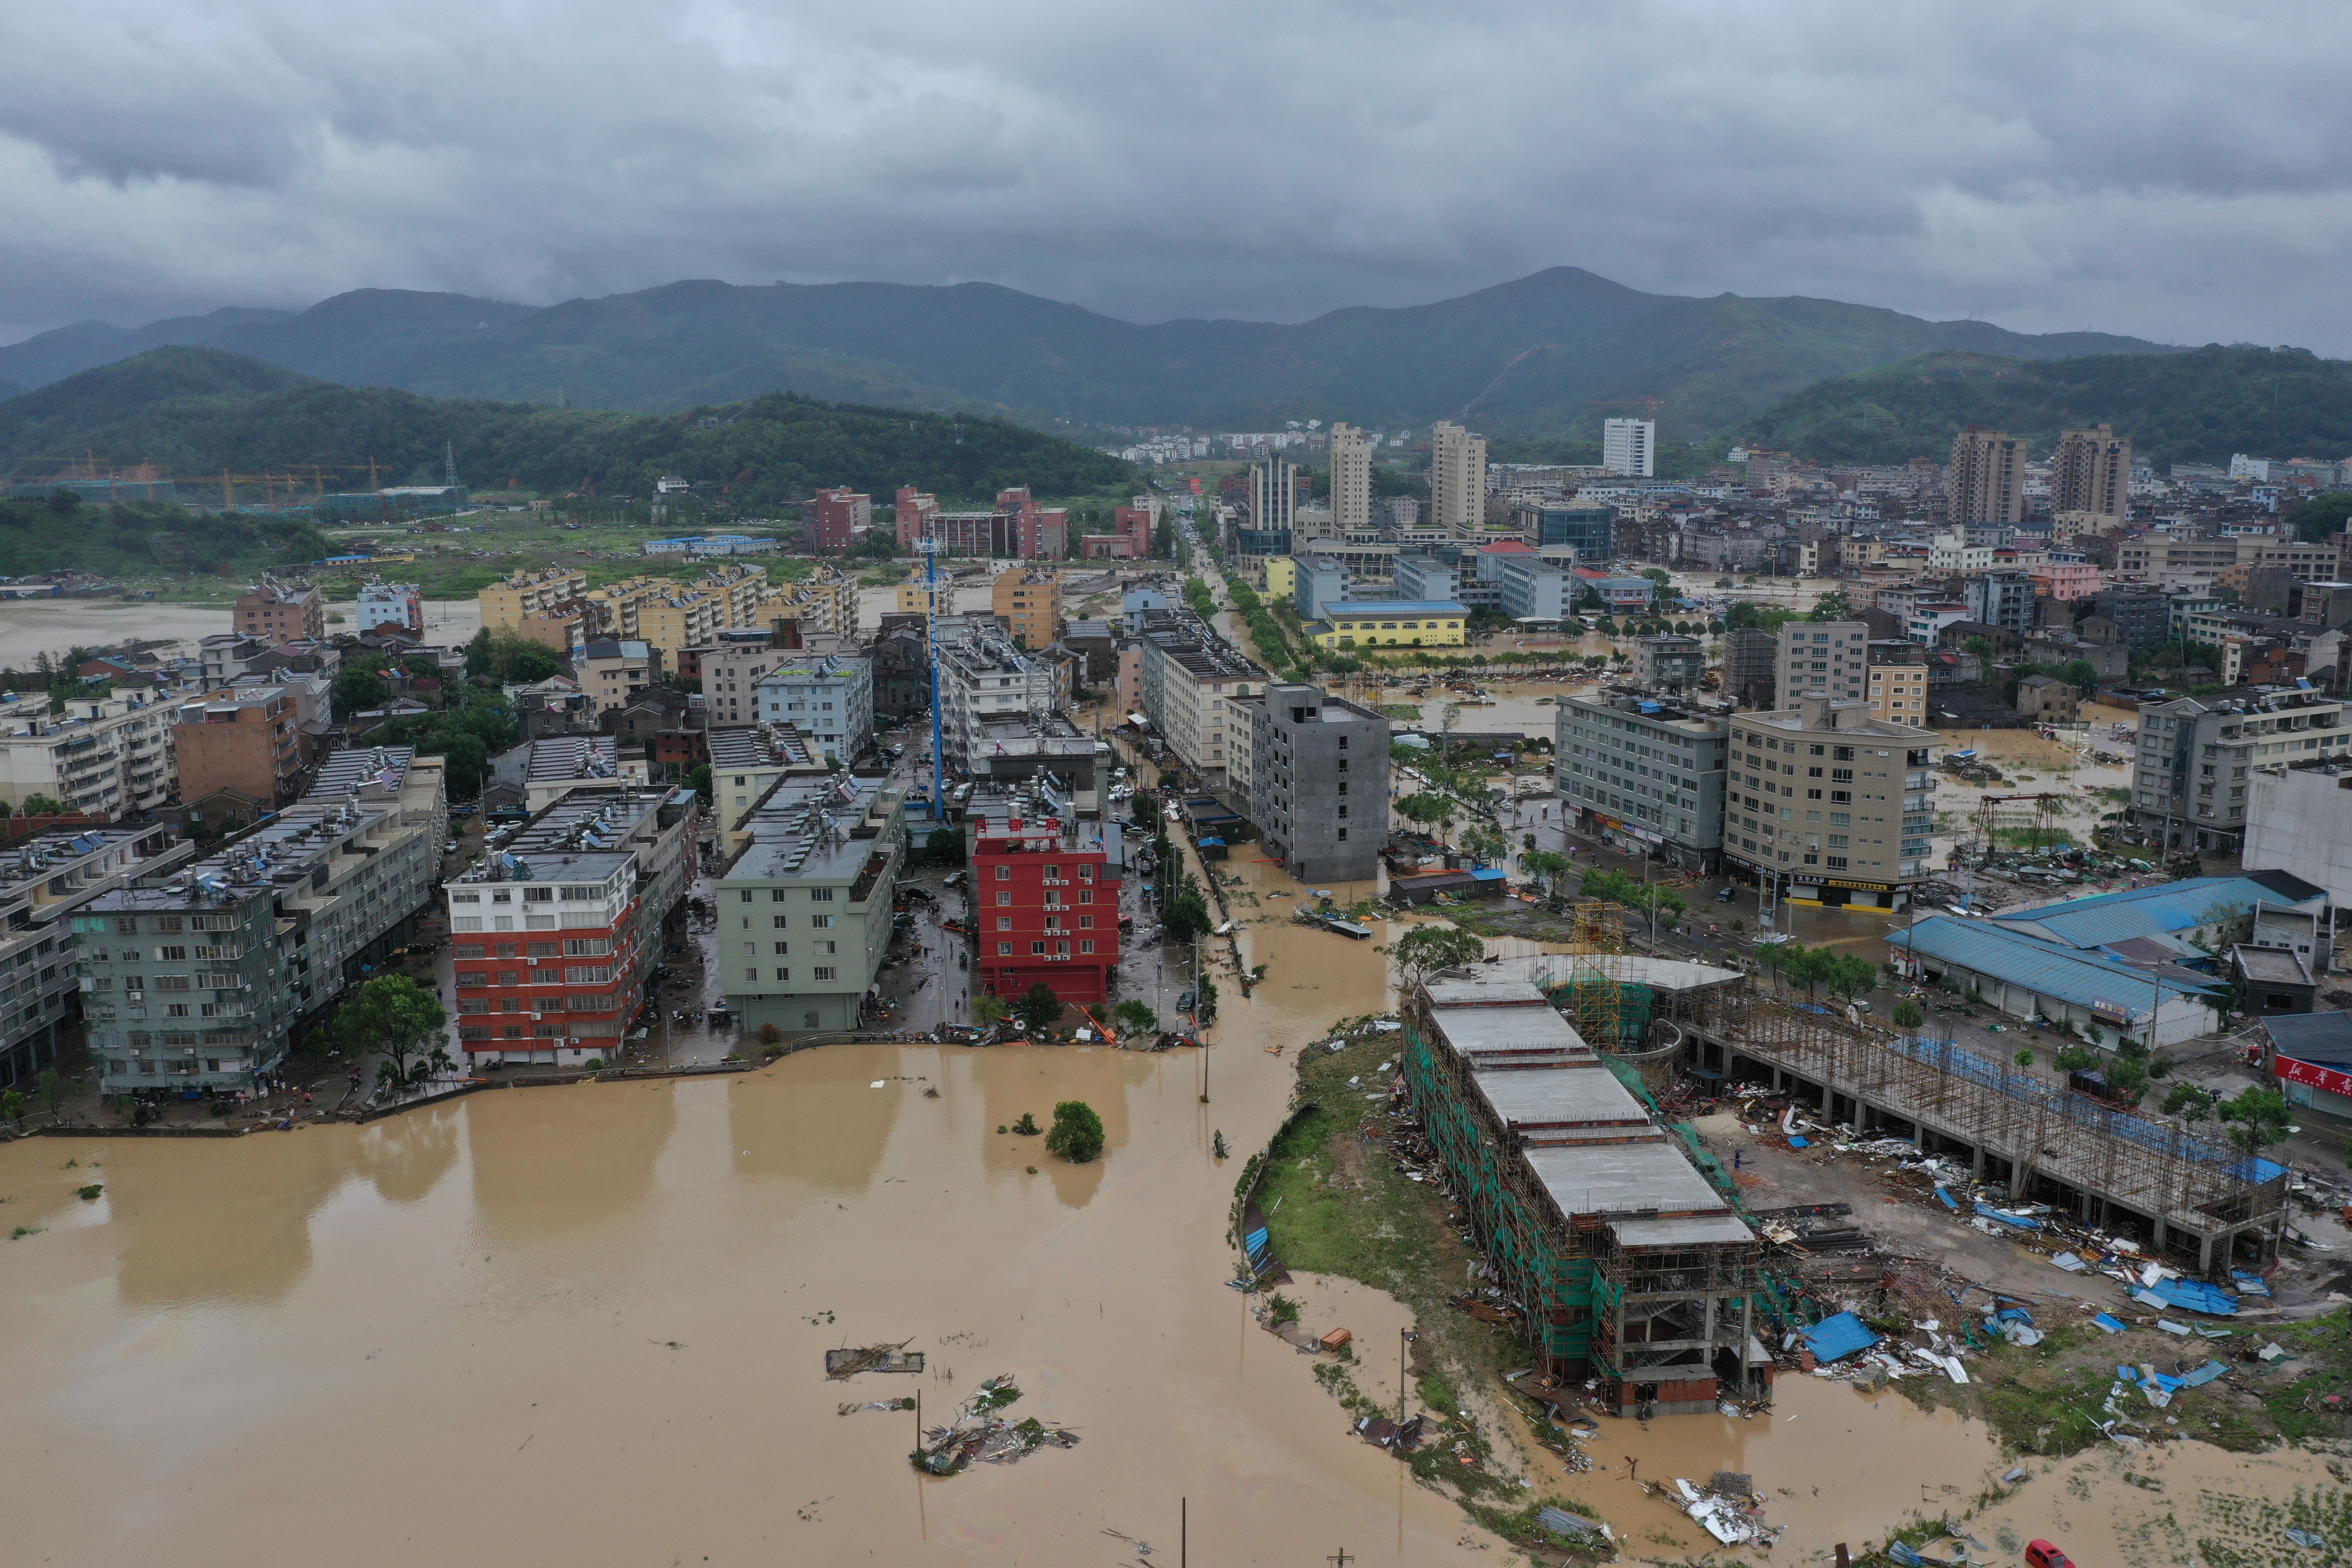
[0,864,1476,1568]
[0,595,482,668]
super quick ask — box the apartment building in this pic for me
[514,734,652,812]
[806,486,872,551]
[715,774,906,1032]
[908,487,1069,559]
[758,569,858,639]
[174,687,304,808]
[1429,421,1488,531]
[704,723,826,838]
[1865,641,1930,726]
[79,747,447,1098]
[2050,425,2131,522]
[235,577,325,642]
[1556,691,1729,872]
[448,784,698,1068]
[2237,537,2345,583]
[1247,683,1388,884]
[2027,557,2104,600]
[1328,424,1373,532]
[1248,458,1298,537]
[1494,556,1575,621]
[478,567,590,631]
[1138,612,1266,784]
[0,692,176,818]
[1634,633,1706,693]
[696,629,800,727]
[355,578,424,634]
[1601,418,1655,478]
[1515,503,1615,563]
[1964,571,2038,633]
[579,638,658,714]
[992,567,1062,648]
[2114,536,2241,585]
[934,621,1058,772]
[1928,528,1997,573]
[754,650,874,764]
[2132,687,2348,854]
[0,822,193,1087]
[967,779,1121,1008]
[1721,697,1936,910]
[1774,622,1867,704]
[1948,429,2026,527]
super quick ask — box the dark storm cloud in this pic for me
[4,0,2351,349]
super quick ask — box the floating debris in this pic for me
[825,1339,925,1378]
[910,1375,1079,1476]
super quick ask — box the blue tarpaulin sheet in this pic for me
[2180,1360,2228,1387]
[1936,1186,1958,1210]
[1788,1135,1810,1148]
[1802,1311,1880,1364]
[1974,1202,2043,1231]
[2143,1276,2238,1316]
[2092,1314,2126,1334]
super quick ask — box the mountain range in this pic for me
[0,347,1133,508]
[1733,346,2352,468]
[0,269,2177,439]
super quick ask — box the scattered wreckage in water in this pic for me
[910,1375,1081,1476]
[824,1340,926,1378]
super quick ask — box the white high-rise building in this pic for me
[1429,421,1487,531]
[1328,423,1372,533]
[1602,418,1655,478]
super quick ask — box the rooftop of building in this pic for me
[1890,915,2226,1014]
[95,750,430,911]
[581,638,652,661]
[0,822,185,921]
[1736,696,1935,740]
[1991,870,2326,949]
[2233,943,2313,985]
[1311,600,1470,616]
[1562,689,1733,731]
[456,785,687,886]
[727,775,900,884]
[705,723,822,771]
[524,735,625,783]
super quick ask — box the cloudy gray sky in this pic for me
[4,0,2350,349]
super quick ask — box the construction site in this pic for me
[1396,903,2293,1419]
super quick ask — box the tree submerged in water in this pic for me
[1044,1100,1105,1164]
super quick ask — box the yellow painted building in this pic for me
[1262,555,1298,603]
[991,567,1061,648]
[1302,600,1468,649]
[477,567,588,631]
[895,579,949,616]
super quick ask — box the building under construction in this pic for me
[1681,986,2287,1272]
[1401,954,1768,1418]
[1398,932,2290,1413]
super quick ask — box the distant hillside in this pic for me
[0,269,2179,439]
[0,348,1135,509]
[1734,345,2352,467]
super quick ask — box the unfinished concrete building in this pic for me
[1684,990,2287,1273]
[1402,962,1770,1418]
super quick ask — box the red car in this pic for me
[2025,1543,2074,1568]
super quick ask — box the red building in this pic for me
[894,485,940,549]
[967,783,1122,1007]
[806,487,871,551]
[445,786,700,1069]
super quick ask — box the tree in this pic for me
[971,993,1010,1025]
[1891,1000,1923,1030]
[331,975,450,1094]
[36,1066,69,1123]
[1112,999,1158,1037]
[1962,636,1994,660]
[334,661,391,715]
[19,793,66,818]
[0,1087,18,1128]
[1014,981,1066,1035]
[1389,925,1486,985]
[2217,1086,2293,1159]
[1044,1099,1106,1164]
[2160,1083,2218,1126]
[1805,591,1850,622]
[689,762,714,801]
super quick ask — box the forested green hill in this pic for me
[0,348,1134,509]
[1735,345,2352,467]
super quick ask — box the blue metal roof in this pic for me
[1991,876,2313,950]
[1319,600,1471,616]
[1890,916,2218,1016]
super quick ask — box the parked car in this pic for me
[2024,1543,2074,1568]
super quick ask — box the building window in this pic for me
[1030,941,1047,955]
[997,943,1011,955]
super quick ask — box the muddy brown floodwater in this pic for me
[0,853,1479,1568]
[3,836,2324,1565]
